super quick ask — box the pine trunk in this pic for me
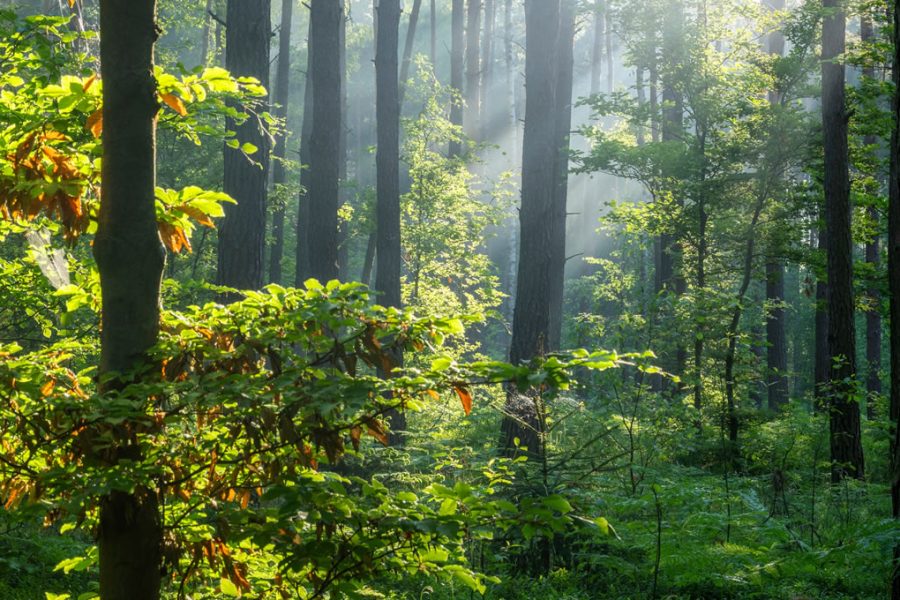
[268,0,294,285]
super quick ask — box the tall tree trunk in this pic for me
[605,4,613,92]
[888,2,900,596]
[465,0,482,140]
[375,0,405,439]
[94,1,165,597]
[306,0,342,282]
[822,0,864,482]
[218,0,271,291]
[500,0,559,455]
[814,224,829,406]
[268,0,294,285]
[548,0,574,351]
[338,10,349,280]
[295,18,315,285]
[430,0,437,66]
[590,1,603,96]
[398,0,422,105]
[449,0,464,156]
[861,14,882,418]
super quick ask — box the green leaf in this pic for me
[542,494,573,514]
[220,578,240,597]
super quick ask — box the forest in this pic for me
[0,0,899,598]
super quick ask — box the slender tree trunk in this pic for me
[861,14,882,418]
[888,3,900,596]
[398,0,422,105]
[822,0,864,482]
[375,0,405,441]
[605,4,613,92]
[268,0,294,285]
[501,0,559,455]
[590,1,603,96]
[306,0,342,282]
[548,0,574,351]
[94,1,165,597]
[465,0,482,140]
[814,223,829,406]
[219,0,271,291]
[295,19,315,285]
[449,0,464,156]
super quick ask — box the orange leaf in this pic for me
[178,204,215,227]
[349,426,362,451]
[425,389,440,401]
[82,74,96,92]
[454,385,473,416]
[160,93,188,117]
[85,108,103,138]
[40,379,55,397]
[366,420,389,446]
[67,0,75,7]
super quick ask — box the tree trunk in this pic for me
[398,0,422,105]
[449,0,464,156]
[375,0,405,440]
[590,2,603,96]
[307,0,343,283]
[822,0,864,482]
[465,0,482,140]
[888,3,900,596]
[605,4,613,92]
[200,0,213,66]
[94,1,165,597]
[814,224,829,406]
[295,16,314,286]
[430,0,437,66]
[548,0,574,351]
[501,0,559,455]
[268,0,294,285]
[218,0,271,291]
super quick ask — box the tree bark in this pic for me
[548,0,574,351]
[480,0,494,139]
[821,0,864,482]
[268,0,294,285]
[295,16,314,285]
[375,0,405,440]
[766,260,789,410]
[449,0,464,156]
[306,0,342,283]
[94,1,165,597]
[218,0,271,291]
[888,2,900,596]
[501,0,559,455]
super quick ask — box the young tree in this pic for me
[93,0,165,596]
[821,0,864,481]
[268,0,294,285]
[501,0,559,455]
[218,0,271,290]
[306,0,342,282]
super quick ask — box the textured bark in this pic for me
[501,0,559,455]
[821,0,864,482]
[464,0,482,140]
[306,0,342,283]
[375,0,405,442]
[766,260,789,410]
[295,17,314,285]
[814,224,829,405]
[94,1,164,597]
[548,0,574,351]
[200,0,213,66]
[268,0,293,285]
[449,0,464,156]
[218,0,271,291]
[888,3,900,596]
